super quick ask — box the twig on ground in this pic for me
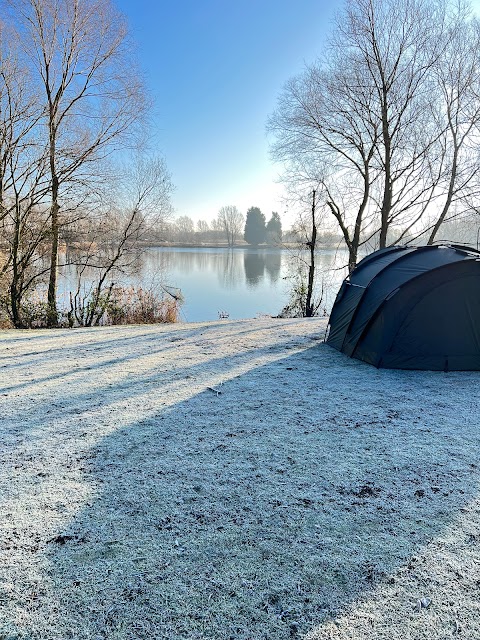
[207,386,222,396]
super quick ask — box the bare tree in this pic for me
[269,0,480,270]
[174,216,195,243]
[6,0,148,325]
[217,205,244,247]
[0,18,52,327]
[305,190,318,317]
[67,154,173,326]
[196,220,209,232]
[340,0,447,248]
[278,190,326,318]
[268,56,380,272]
[427,5,480,243]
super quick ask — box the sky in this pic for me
[114,0,344,225]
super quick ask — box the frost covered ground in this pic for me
[0,318,479,640]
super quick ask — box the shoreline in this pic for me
[59,240,344,251]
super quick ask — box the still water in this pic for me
[60,247,348,322]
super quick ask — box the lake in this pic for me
[60,246,349,322]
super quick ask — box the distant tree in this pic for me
[217,205,244,247]
[196,220,210,234]
[244,207,266,245]
[210,217,225,243]
[266,212,282,243]
[210,218,223,233]
[195,220,210,244]
[174,216,195,242]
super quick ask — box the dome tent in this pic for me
[326,244,480,371]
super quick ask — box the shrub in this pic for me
[278,263,324,318]
[0,284,182,329]
[101,285,181,325]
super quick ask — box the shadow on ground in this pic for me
[1,323,479,639]
[45,354,480,637]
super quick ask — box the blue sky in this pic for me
[114,0,343,225]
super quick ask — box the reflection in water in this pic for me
[265,251,282,284]
[59,247,349,321]
[243,250,282,288]
[219,250,244,289]
[244,252,265,287]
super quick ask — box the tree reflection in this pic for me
[218,250,244,289]
[265,251,282,284]
[244,251,265,287]
[244,250,282,288]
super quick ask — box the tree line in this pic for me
[0,0,173,328]
[156,207,283,246]
[268,0,480,273]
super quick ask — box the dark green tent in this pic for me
[326,244,480,370]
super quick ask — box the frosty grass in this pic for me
[0,318,479,639]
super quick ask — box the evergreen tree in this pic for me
[266,212,282,243]
[244,207,266,245]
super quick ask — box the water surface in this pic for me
[60,246,348,322]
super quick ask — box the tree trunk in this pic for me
[10,274,24,328]
[379,99,392,249]
[47,182,59,327]
[10,206,24,328]
[47,108,59,327]
[348,246,358,275]
[305,190,317,317]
